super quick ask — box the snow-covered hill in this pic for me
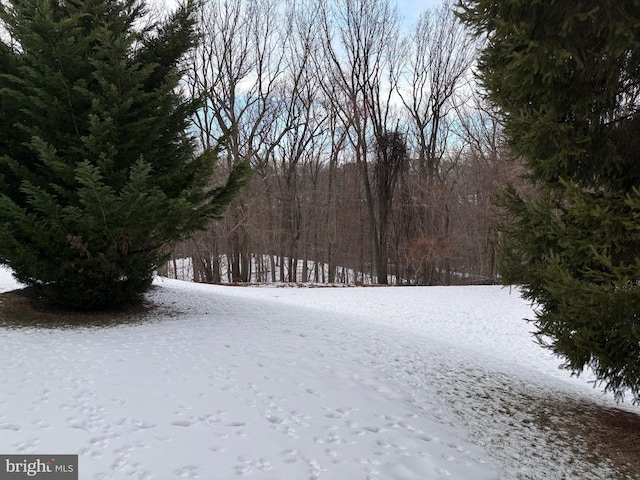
[0,267,637,479]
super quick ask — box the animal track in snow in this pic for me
[0,423,21,431]
[171,419,196,427]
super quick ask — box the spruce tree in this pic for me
[459,1,640,402]
[0,0,249,310]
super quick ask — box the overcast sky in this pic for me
[397,0,448,23]
[158,0,449,29]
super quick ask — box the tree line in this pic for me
[162,0,524,285]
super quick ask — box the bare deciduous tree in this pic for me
[319,0,402,284]
[398,0,476,184]
[166,0,509,287]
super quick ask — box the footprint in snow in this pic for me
[226,421,248,427]
[174,465,200,478]
[113,444,133,457]
[89,436,110,448]
[0,423,22,431]
[281,448,299,464]
[265,414,284,425]
[234,464,253,475]
[324,448,338,458]
[79,447,103,459]
[255,457,273,471]
[31,419,51,429]
[133,420,156,430]
[171,419,196,427]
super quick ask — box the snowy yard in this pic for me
[0,267,638,479]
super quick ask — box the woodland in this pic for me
[162,0,528,286]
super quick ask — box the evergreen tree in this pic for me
[459,1,640,403]
[0,0,249,310]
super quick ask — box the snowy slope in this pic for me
[0,267,637,479]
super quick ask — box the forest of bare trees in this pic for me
[159,0,523,285]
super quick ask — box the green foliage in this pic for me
[0,0,249,310]
[459,0,640,403]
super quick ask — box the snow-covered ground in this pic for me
[0,267,637,479]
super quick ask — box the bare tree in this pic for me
[398,0,476,184]
[267,0,328,282]
[165,0,514,288]
[452,96,529,283]
[319,0,402,284]
[184,0,291,281]
[385,1,477,284]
